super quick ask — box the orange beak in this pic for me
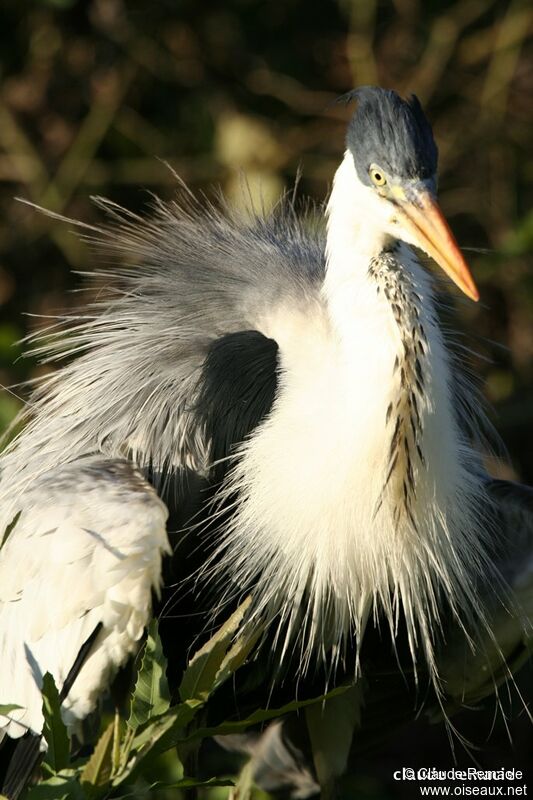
[397,189,479,302]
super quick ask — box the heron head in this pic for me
[344,87,479,301]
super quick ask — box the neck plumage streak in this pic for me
[215,153,493,682]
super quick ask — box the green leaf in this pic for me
[127,619,170,730]
[25,770,85,800]
[0,703,22,715]
[179,597,252,703]
[124,684,352,769]
[112,703,197,787]
[211,627,262,694]
[80,721,114,791]
[232,758,256,800]
[183,683,352,746]
[111,777,235,800]
[160,776,235,788]
[41,673,70,773]
[112,602,276,788]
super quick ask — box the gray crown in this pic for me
[344,87,438,186]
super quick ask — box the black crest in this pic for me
[343,87,438,185]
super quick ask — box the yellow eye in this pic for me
[369,166,387,186]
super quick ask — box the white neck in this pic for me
[323,151,397,346]
[326,152,390,261]
[213,149,493,684]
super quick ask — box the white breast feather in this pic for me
[212,244,494,681]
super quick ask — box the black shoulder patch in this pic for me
[197,330,279,480]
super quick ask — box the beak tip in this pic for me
[466,283,480,303]
[403,192,481,304]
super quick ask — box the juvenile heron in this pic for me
[0,87,531,795]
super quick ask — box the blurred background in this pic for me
[0,0,532,796]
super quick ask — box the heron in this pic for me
[0,86,531,797]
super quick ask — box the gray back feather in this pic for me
[0,189,325,521]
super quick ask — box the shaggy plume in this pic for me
[0,184,503,702]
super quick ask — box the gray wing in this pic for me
[0,191,324,745]
[0,193,325,531]
[0,458,169,740]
